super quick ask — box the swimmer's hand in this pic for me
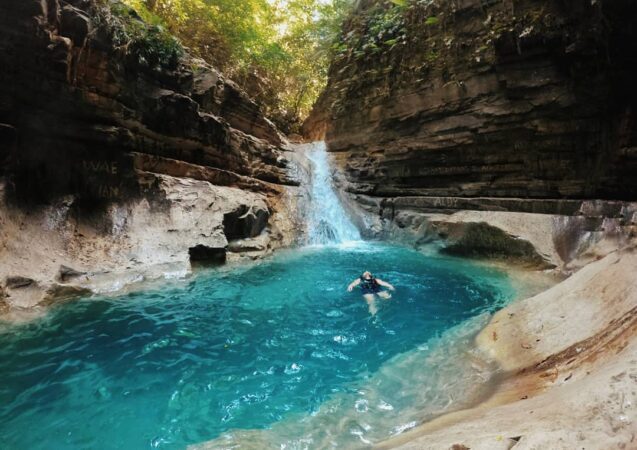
[347,285,353,292]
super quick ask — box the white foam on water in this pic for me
[192,312,499,450]
[305,142,361,245]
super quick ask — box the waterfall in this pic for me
[305,141,361,245]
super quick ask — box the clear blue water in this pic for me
[0,242,515,449]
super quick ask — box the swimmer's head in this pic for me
[362,271,372,279]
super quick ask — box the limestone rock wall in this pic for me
[1,0,295,202]
[307,0,637,200]
[0,0,305,314]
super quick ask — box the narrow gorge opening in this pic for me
[1,0,636,449]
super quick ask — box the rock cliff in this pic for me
[305,0,637,267]
[302,2,637,447]
[0,0,304,315]
[310,0,637,199]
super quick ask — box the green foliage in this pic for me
[335,1,408,58]
[424,16,439,26]
[106,2,184,70]
[425,49,438,62]
[119,0,353,129]
[331,1,448,69]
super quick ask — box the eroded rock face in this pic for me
[0,0,296,204]
[0,174,292,311]
[342,189,637,269]
[223,205,270,240]
[188,246,227,266]
[307,0,637,200]
[380,250,637,450]
[0,0,306,315]
[305,0,637,267]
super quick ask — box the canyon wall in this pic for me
[0,0,304,315]
[303,4,637,447]
[306,0,637,267]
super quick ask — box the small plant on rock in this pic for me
[97,1,184,70]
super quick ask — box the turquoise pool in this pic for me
[0,242,515,449]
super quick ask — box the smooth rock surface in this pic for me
[378,248,637,450]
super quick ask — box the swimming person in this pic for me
[347,271,395,315]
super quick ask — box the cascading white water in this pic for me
[305,141,361,245]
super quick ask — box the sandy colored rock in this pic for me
[0,173,300,316]
[377,248,637,450]
[0,0,309,319]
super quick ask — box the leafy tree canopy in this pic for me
[122,0,353,132]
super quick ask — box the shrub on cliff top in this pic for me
[114,0,353,132]
[95,1,184,70]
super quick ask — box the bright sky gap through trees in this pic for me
[122,0,353,131]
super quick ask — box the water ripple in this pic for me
[0,243,514,450]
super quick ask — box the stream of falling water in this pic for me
[305,142,361,245]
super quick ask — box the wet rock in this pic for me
[59,4,91,46]
[0,169,291,317]
[0,0,302,318]
[308,0,637,199]
[440,222,551,268]
[349,193,637,269]
[42,284,93,305]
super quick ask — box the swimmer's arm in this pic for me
[376,279,395,291]
[347,278,361,292]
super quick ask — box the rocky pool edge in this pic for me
[376,246,637,450]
